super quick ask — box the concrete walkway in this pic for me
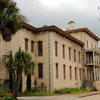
[18,91,100,100]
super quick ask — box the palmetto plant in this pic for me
[5,48,35,99]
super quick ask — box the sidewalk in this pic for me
[17,91,100,100]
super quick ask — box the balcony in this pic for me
[85,49,100,66]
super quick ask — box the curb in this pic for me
[78,92,100,98]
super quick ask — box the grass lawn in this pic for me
[55,87,89,94]
[0,97,12,100]
[18,91,56,96]
[18,87,89,96]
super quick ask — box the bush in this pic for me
[27,74,31,91]
[55,87,88,94]
[0,97,13,100]
[18,90,55,96]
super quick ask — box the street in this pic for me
[77,94,100,100]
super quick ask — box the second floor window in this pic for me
[31,40,34,53]
[38,63,43,78]
[69,47,71,60]
[79,51,81,63]
[25,38,28,51]
[74,49,76,62]
[62,45,65,58]
[87,40,88,48]
[38,41,43,56]
[55,41,58,56]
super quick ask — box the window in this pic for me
[25,38,28,51]
[38,41,43,56]
[63,65,66,79]
[69,66,72,80]
[79,51,81,63]
[79,68,81,80]
[74,49,76,62]
[87,40,88,48]
[91,43,93,48]
[31,40,34,53]
[38,63,43,78]
[56,63,58,79]
[62,45,65,58]
[55,41,58,56]
[69,47,71,60]
[75,67,77,80]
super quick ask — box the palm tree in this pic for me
[0,0,24,41]
[5,48,35,99]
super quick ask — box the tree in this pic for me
[5,48,35,99]
[27,73,31,91]
[0,0,24,41]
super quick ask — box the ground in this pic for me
[18,92,100,100]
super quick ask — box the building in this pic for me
[0,21,100,92]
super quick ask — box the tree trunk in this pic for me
[15,68,22,99]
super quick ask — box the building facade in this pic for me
[0,21,100,92]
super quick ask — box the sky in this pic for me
[14,0,100,46]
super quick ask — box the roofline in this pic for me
[65,28,100,41]
[21,22,36,32]
[21,22,84,46]
[36,25,84,46]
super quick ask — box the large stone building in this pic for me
[0,21,100,92]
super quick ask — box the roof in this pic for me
[21,22,84,46]
[65,28,100,41]
[21,22,36,33]
[36,25,84,46]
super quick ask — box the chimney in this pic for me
[68,21,75,30]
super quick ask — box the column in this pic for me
[99,68,100,80]
[93,66,96,80]
[85,67,87,81]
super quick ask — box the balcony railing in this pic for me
[85,48,100,66]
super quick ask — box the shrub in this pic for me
[27,74,31,91]
[55,87,88,94]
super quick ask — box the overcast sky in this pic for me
[14,0,100,46]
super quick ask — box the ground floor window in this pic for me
[38,63,43,78]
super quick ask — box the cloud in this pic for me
[14,0,100,46]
